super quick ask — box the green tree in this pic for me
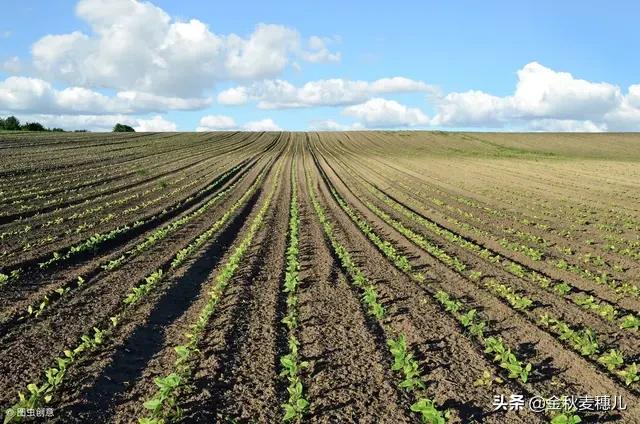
[113,123,135,132]
[22,122,47,131]
[3,116,21,131]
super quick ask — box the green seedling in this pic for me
[387,335,425,391]
[551,412,581,424]
[597,349,624,371]
[620,314,640,330]
[617,363,639,386]
[473,370,503,387]
[459,309,477,328]
[553,283,572,296]
[484,337,532,383]
[410,398,449,424]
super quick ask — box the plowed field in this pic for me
[1,131,639,423]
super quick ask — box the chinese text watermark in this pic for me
[493,394,626,413]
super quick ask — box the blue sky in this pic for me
[1,0,639,131]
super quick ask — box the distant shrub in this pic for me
[113,123,136,132]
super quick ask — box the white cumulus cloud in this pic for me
[430,62,639,131]
[218,76,438,109]
[309,119,348,130]
[0,76,209,114]
[509,62,621,119]
[343,98,429,128]
[308,119,363,130]
[242,118,281,131]
[195,115,280,131]
[196,115,237,131]
[0,77,54,111]
[216,86,249,106]
[30,0,339,99]
[526,119,606,132]
[134,115,177,131]
[299,36,341,63]
[627,85,640,108]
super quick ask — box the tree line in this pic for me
[0,115,136,132]
[0,116,65,132]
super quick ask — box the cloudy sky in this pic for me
[0,0,639,131]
